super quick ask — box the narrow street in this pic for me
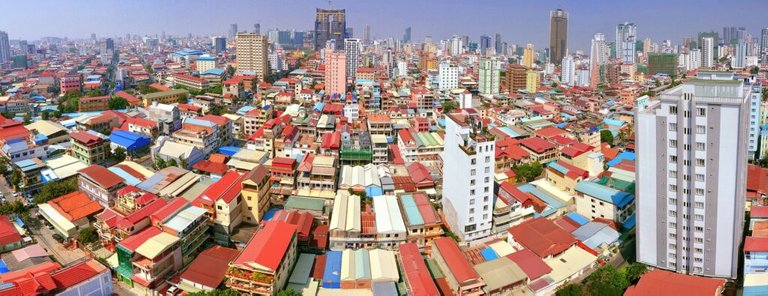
[30,224,88,266]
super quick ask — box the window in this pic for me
[696,142,705,151]
[684,110,690,118]
[670,222,677,228]
[695,188,704,195]
[470,180,475,186]
[695,237,704,243]
[670,184,677,192]
[696,158,705,167]
[669,106,678,114]
[485,156,490,163]
[696,125,706,134]
[469,208,475,214]
[484,177,490,183]
[669,170,677,178]
[669,139,677,148]
[695,214,704,221]
[670,155,678,164]
[669,210,677,217]
[695,201,705,208]
[669,198,677,205]
[684,128,690,135]
[697,108,706,116]
[485,167,490,173]
[471,169,476,176]
[484,187,489,193]
[669,123,678,131]
[695,226,704,232]
[470,189,475,196]
[470,199,475,205]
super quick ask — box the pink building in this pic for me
[324,51,346,98]
[60,74,81,95]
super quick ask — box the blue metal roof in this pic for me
[202,68,224,76]
[218,146,240,156]
[623,212,636,229]
[263,208,280,221]
[603,118,626,127]
[743,285,768,296]
[481,248,499,261]
[108,167,142,186]
[572,222,620,250]
[14,159,41,172]
[323,251,342,288]
[547,161,570,176]
[109,130,151,151]
[566,212,589,226]
[0,260,8,274]
[184,117,216,128]
[399,194,424,226]
[606,151,636,167]
[137,173,165,190]
[499,127,521,138]
[236,106,256,115]
[519,184,564,218]
[574,181,634,208]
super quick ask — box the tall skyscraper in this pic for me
[324,51,346,97]
[760,28,768,56]
[494,33,502,55]
[235,33,269,81]
[442,111,496,241]
[364,24,370,44]
[522,43,535,68]
[0,31,9,64]
[733,42,747,69]
[404,27,411,43]
[549,9,568,65]
[478,57,501,96]
[616,22,637,64]
[344,38,361,80]
[636,71,750,279]
[701,37,715,68]
[479,35,491,55]
[105,38,114,51]
[561,55,575,86]
[723,26,746,45]
[590,33,609,70]
[314,8,346,50]
[254,23,260,35]
[212,36,226,53]
[229,23,238,38]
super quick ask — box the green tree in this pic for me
[153,157,167,170]
[108,96,129,110]
[277,289,302,296]
[41,110,50,120]
[166,159,178,167]
[188,288,241,296]
[206,84,223,95]
[750,66,760,75]
[625,263,648,284]
[226,65,235,76]
[23,113,31,125]
[84,89,103,97]
[210,104,229,116]
[556,283,584,296]
[0,158,8,176]
[78,227,98,245]
[33,178,78,204]
[52,110,62,118]
[442,101,457,113]
[514,162,544,182]
[583,265,630,296]
[112,147,127,162]
[9,170,21,188]
[600,130,614,144]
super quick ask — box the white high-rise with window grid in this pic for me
[442,111,495,242]
[635,71,749,279]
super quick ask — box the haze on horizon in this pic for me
[1,0,766,51]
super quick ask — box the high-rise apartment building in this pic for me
[235,33,269,81]
[522,43,535,68]
[315,8,346,50]
[701,37,715,68]
[747,81,763,159]
[0,31,10,64]
[732,42,747,69]
[344,38,361,80]
[324,51,346,97]
[438,62,459,91]
[442,112,495,242]
[478,57,501,96]
[494,33,502,55]
[364,24,370,44]
[212,36,226,53]
[549,9,568,65]
[561,55,575,86]
[229,24,238,38]
[525,70,539,93]
[616,22,637,64]
[507,64,527,93]
[636,71,750,279]
[760,28,768,56]
[590,33,609,86]
[723,26,746,45]
[253,23,260,35]
[105,38,114,51]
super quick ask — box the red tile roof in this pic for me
[195,170,242,206]
[233,220,297,271]
[0,216,22,246]
[505,249,552,281]
[751,206,768,219]
[407,162,434,188]
[399,242,439,296]
[744,237,768,252]
[624,269,725,296]
[193,160,229,175]
[0,261,61,296]
[51,259,108,290]
[312,255,327,279]
[180,246,240,288]
[115,91,141,104]
[78,165,124,188]
[150,197,189,224]
[535,127,567,139]
[432,237,478,284]
[747,164,768,196]
[69,131,104,146]
[507,217,577,258]
[495,143,530,160]
[47,192,103,222]
[413,193,439,224]
[520,137,556,154]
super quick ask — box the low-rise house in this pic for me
[269,157,297,198]
[70,131,111,165]
[624,269,725,296]
[0,259,113,295]
[574,180,635,224]
[226,221,298,296]
[544,160,589,194]
[0,215,24,253]
[25,120,70,145]
[296,154,338,197]
[507,217,577,260]
[77,164,126,207]
[397,129,444,165]
[95,198,167,252]
[153,139,205,169]
[398,192,443,254]
[519,137,557,163]
[373,195,408,249]
[140,89,189,106]
[37,192,103,238]
[473,257,529,295]
[431,237,486,296]
[78,95,110,112]
[109,130,151,156]
[178,246,240,292]
[398,242,440,296]
[529,247,597,295]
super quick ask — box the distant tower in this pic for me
[105,38,114,51]
[254,23,260,35]
[404,27,411,44]
[235,33,269,81]
[0,31,10,64]
[364,24,371,44]
[479,35,491,55]
[478,57,501,96]
[494,33,502,55]
[315,8,346,50]
[701,37,715,68]
[616,22,637,64]
[523,43,535,68]
[344,38,361,80]
[229,23,238,38]
[549,9,568,65]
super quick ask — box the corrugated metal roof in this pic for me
[135,232,179,259]
[373,195,406,234]
[369,249,398,282]
[574,181,634,208]
[164,206,206,233]
[399,194,424,226]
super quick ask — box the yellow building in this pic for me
[525,70,539,93]
[140,89,189,106]
[522,43,535,68]
[240,165,272,224]
[235,33,269,81]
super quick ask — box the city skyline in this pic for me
[1,0,767,51]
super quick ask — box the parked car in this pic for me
[51,233,64,243]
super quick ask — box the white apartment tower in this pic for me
[478,57,501,96]
[616,22,637,64]
[590,33,609,74]
[235,33,269,81]
[636,71,749,279]
[701,37,715,69]
[438,62,459,91]
[732,42,747,69]
[561,55,576,86]
[344,38,361,80]
[442,111,495,242]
